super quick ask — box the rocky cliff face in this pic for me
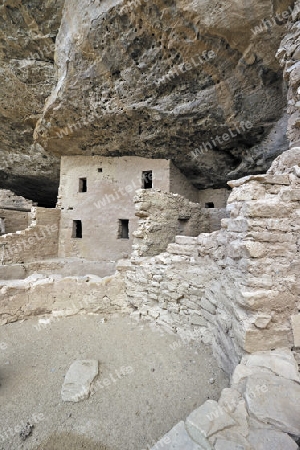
[0,0,296,204]
[277,0,300,147]
[0,0,64,206]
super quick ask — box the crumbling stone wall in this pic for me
[0,190,33,210]
[277,0,300,147]
[198,188,231,208]
[206,208,229,232]
[0,189,33,234]
[169,162,199,203]
[0,209,30,235]
[0,207,60,265]
[58,156,185,262]
[122,149,300,373]
[151,348,300,449]
[132,189,209,257]
[0,272,127,326]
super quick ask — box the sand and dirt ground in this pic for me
[0,314,228,450]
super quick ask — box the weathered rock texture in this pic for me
[0,0,299,359]
[151,348,300,450]
[0,0,64,206]
[57,155,198,263]
[0,189,32,234]
[2,149,299,374]
[0,207,60,265]
[0,272,127,325]
[132,189,210,256]
[33,0,292,196]
[0,258,116,281]
[277,0,300,147]
[0,189,33,210]
[61,360,99,402]
[122,148,300,373]
[198,188,230,208]
[1,0,297,205]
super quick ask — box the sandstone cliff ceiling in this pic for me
[0,0,295,204]
[0,0,64,206]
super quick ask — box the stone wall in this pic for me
[151,348,300,450]
[206,208,229,232]
[0,189,33,210]
[277,0,300,147]
[58,156,173,262]
[0,209,30,234]
[0,258,116,281]
[0,207,60,265]
[169,162,200,203]
[132,189,208,257]
[122,149,300,374]
[198,188,231,208]
[0,189,33,234]
[0,272,127,325]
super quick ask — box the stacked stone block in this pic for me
[123,149,300,373]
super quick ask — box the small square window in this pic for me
[72,220,82,238]
[79,178,87,192]
[98,168,103,173]
[118,219,129,239]
[205,202,215,208]
[178,218,189,235]
[142,171,153,189]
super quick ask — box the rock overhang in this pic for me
[33,0,292,193]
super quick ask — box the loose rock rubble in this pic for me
[151,349,300,450]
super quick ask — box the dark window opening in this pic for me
[142,171,153,189]
[178,218,189,235]
[72,220,82,238]
[118,219,129,239]
[98,168,103,173]
[79,178,87,192]
[205,202,215,208]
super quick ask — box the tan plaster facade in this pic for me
[57,156,199,262]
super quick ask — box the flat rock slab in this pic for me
[61,360,98,402]
[150,421,202,450]
[243,348,300,383]
[214,438,246,450]
[245,373,300,436]
[248,428,298,450]
[185,400,235,448]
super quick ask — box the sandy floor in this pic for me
[0,314,228,450]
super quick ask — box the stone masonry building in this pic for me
[56,155,228,262]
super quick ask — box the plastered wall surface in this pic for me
[0,272,127,325]
[0,209,31,234]
[206,208,229,232]
[0,208,60,265]
[132,189,209,256]
[0,189,33,234]
[58,156,198,262]
[169,162,200,202]
[198,188,231,208]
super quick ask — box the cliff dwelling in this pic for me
[1,0,300,449]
